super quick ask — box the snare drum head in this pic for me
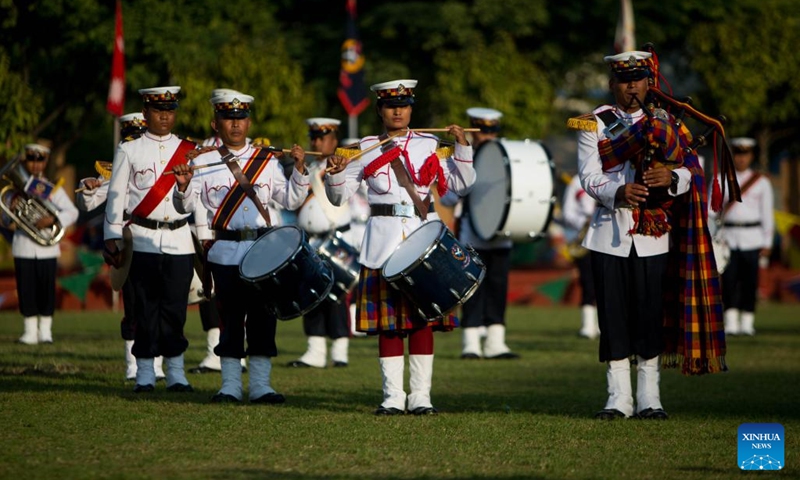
[383,221,444,278]
[240,226,302,280]
[468,141,510,241]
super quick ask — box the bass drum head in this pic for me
[239,226,302,281]
[382,221,444,279]
[468,141,511,241]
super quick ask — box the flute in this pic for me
[164,146,323,175]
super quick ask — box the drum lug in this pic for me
[431,302,443,316]
[292,301,301,312]
[418,308,427,318]
[423,261,433,271]
[437,243,448,252]
[272,276,281,286]
[403,274,415,286]
[465,272,477,282]
[449,288,460,299]
[389,281,400,290]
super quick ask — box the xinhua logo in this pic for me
[738,423,784,470]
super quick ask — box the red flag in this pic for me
[337,0,368,116]
[613,0,636,53]
[106,0,125,117]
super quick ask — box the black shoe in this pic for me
[166,383,194,393]
[286,360,312,368]
[251,392,286,404]
[460,353,481,359]
[133,384,155,393]
[374,406,404,416]
[211,393,240,404]
[486,352,520,360]
[410,406,438,416]
[189,366,221,374]
[333,361,348,368]
[594,408,626,420]
[636,408,669,420]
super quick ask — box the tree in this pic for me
[688,0,800,168]
[0,48,42,161]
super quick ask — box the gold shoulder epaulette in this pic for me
[566,113,597,132]
[120,133,141,143]
[95,161,113,179]
[436,146,454,159]
[333,147,361,159]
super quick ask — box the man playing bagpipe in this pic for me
[570,46,739,420]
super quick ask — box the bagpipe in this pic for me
[639,43,741,211]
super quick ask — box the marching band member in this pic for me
[575,50,727,420]
[439,108,518,359]
[172,92,309,404]
[103,86,195,393]
[324,79,476,415]
[77,113,165,381]
[287,118,352,368]
[562,174,599,339]
[708,137,774,336]
[6,144,78,344]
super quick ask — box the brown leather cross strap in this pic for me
[382,139,431,221]
[219,145,272,227]
[722,172,761,218]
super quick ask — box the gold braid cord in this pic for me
[94,161,113,179]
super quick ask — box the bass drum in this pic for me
[468,139,555,242]
[239,226,333,320]
[310,230,360,303]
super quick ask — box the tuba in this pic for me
[0,156,65,246]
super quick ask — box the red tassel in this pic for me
[711,177,722,212]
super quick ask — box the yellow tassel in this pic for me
[253,137,271,147]
[333,147,361,159]
[436,146,454,159]
[95,161,113,179]
[566,113,597,132]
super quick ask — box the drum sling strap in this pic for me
[218,145,273,227]
[388,154,431,221]
[721,172,760,218]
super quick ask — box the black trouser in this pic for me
[14,257,56,317]
[722,249,760,313]
[576,252,596,306]
[210,263,278,358]
[302,298,349,339]
[592,248,667,362]
[459,247,511,328]
[120,279,135,340]
[199,299,222,331]
[129,252,193,358]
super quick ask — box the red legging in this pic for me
[378,326,433,357]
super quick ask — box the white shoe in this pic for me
[331,337,349,366]
[740,311,756,336]
[38,316,53,343]
[602,359,633,418]
[289,336,327,368]
[18,316,39,345]
[461,327,483,359]
[378,356,406,411]
[578,305,599,339]
[154,356,166,380]
[194,328,221,372]
[124,340,137,381]
[724,308,740,336]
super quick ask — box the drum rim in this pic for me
[418,261,487,320]
[381,220,447,280]
[468,139,513,242]
[273,271,334,320]
[238,225,307,282]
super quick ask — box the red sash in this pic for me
[211,148,272,230]
[129,139,196,220]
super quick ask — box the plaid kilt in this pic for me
[355,266,459,334]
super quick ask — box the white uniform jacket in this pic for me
[11,185,78,259]
[296,159,351,236]
[103,132,195,255]
[174,144,309,266]
[562,174,596,244]
[77,178,109,212]
[577,104,692,258]
[325,132,476,269]
[708,169,774,251]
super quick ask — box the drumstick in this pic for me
[411,128,481,133]
[164,146,324,175]
[75,181,108,193]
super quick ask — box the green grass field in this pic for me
[1,302,798,479]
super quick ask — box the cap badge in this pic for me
[232,98,242,108]
[397,84,406,95]
[627,56,637,67]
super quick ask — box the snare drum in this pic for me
[468,139,555,242]
[239,226,333,320]
[382,220,485,319]
[310,230,360,303]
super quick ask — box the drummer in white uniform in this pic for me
[324,79,476,415]
[708,137,774,336]
[287,118,353,368]
[439,107,518,359]
[172,92,309,404]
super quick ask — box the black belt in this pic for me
[128,214,188,231]
[370,203,435,218]
[723,222,761,228]
[308,224,351,241]
[214,227,270,241]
